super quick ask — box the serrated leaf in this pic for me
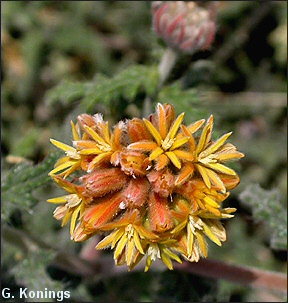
[82,65,159,111]
[157,82,206,123]
[45,65,159,113]
[1,153,60,223]
[239,183,287,250]
[11,250,64,302]
[45,79,93,107]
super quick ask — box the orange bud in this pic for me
[148,192,174,232]
[128,118,152,142]
[82,168,128,198]
[77,114,96,130]
[119,150,149,177]
[147,168,175,197]
[83,191,123,230]
[123,177,150,208]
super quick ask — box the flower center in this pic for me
[161,137,175,150]
[66,194,82,208]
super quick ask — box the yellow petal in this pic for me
[196,231,207,257]
[203,223,222,246]
[84,125,106,144]
[215,152,245,161]
[103,121,111,144]
[170,137,189,150]
[128,141,159,151]
[70,121,80,141]
[149,147,164,161]
[167,112,185,139]
[187,223,195,256]
[187,119,205,133]
[175,163,194,186]
[95,233,114,250]
[205,169,226,193]
[166,151,181,169]
[157,103,167,139]
[143,118,162,146]
[70,205,81,235]
[203,196,220,208]
[133,231,144,254]
[50,139,75,152]
[163,248,182,263]
[87,152,112,172]
[61,210,72,227]
[199,132,232,158]
[47,196,68,204]
[195,115,213,155]
[145,255,153,272]
[49,160,77,175]
[173,150,194,161]
[126,238,135,266]
[111,229,125,249]
[79,148,102,155]
[180,125,196,152]
[161,252,173,270]
[114,234,127,259]
[195,164,211,189]
[204,163,236,175]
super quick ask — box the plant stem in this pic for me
[174,259,287,293]
[158,47,178,87]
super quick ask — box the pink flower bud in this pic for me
[152,1,219,54]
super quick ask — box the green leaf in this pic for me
[156,82,206,124]
[82,65,159,111]
[11,250,64,302]
[239,183,287,250]
[1,153,59,223]
[44,79,93,107]
[45,65,159,113]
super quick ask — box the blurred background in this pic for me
[1,1,287,302]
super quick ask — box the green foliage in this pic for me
[1,1,287,302]
[157,82,207,123]
[239,183,287,250]
[11,250,64,302]
[45,65,159,113]
[1,153,59,223]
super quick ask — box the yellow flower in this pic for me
[49,121,81,178]
[171,197,236,261]
[177,115,244,192]
[48,103,244,271]
[96,210,157,268]
[74,114,125,172]
[128,103,193,170]
[47,176,88,236]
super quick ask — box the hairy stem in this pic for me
[158,47,178,87]
[174,259,287,293]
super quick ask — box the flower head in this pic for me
[152,1,219,54]
[48,103,243,271]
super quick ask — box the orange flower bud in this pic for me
[122,177,150,208]
[147,168,175,197]
[119,150,150,177]
[148,192,174,232]
[83,191,123,230]
[128,118,152,142]
[82,168,128,198]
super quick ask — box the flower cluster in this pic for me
[151,1,219,54]
[48,103,244,271]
